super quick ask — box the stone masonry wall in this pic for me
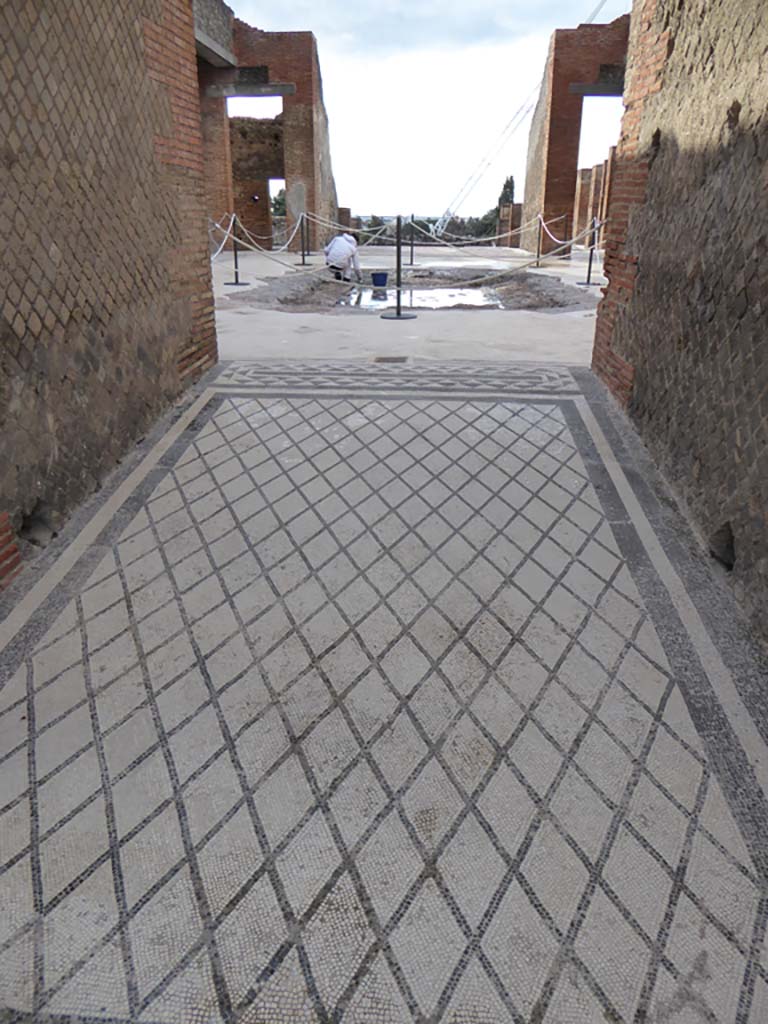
[593,0,768,639]
[0,0,216,578]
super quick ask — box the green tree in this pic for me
[498,175,515,206]
[271,189,286,216]
[474,208,499,238]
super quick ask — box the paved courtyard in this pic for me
[1,360,767,1023]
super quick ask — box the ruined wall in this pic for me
[497,203,523,246]
[312,68,339,234]
[230,116,285,241]
[0,0,216,578]
[593,0,768,639]
[232,21,338,249]
[521,16,630,252]
[522,79,550,252]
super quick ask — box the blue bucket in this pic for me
[371,272,388,287]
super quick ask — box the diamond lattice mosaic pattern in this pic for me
[0,391,765,1023]
[216,360,579,394]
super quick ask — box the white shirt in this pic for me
[324,234,360,275]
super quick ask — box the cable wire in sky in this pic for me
[435,0,621,229]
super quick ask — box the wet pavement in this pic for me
[336,287,502,311]
[1,359,767,1023]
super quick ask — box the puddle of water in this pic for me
[337,287,502,310]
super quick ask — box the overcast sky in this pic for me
[228,0,631,217]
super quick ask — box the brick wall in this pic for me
[522,16,630,252]
[234,179,272,240]
[197,60,235,226]
[592,0,768,639]
[230,116,284,243]
[0,0,216,566]
[232,21,338,250]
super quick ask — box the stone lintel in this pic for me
[205,81,297,99]
[194,27,237,68]
[204,66,296,99]
[568,81,624,96]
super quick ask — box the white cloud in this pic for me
[319,35,550,217]
[228,0,631,217]
[231,0,632,54]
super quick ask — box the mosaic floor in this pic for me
[1,360,768,1024]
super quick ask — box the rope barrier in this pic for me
[209,216,294,270]
[231,215,347,278]
[409,213,572,258]
[439,211,560,245]
[308,210,553,249]
[210,214,235,260]
[537,214,573,246]
[231,216,314,271]
[407,220,539,263]
[304,211,351,231]
[209,207,606,294]
[389,218,606,291]
[305,212,385,244]
[235,214,303,254]
[304,212,391,248]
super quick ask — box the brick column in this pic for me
[592,0,669,405]
[143,1,218,382]
[197,61,235,228]
[598,146,616,246]
[572,168,593,238]
[521,16,630,253]
[233,22,339,251]
[586,163,604,229]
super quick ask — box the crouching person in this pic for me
[324,232,362,283]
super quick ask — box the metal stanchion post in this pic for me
[381,215,417,321]
[579,217,599,286]
[224,229,249,286]
[409,213,415,266]
[536,220,542,268]
[297,214,307,267]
